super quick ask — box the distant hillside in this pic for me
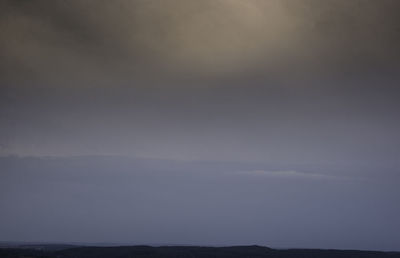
[0,243,80,251]
[1,245,399,258]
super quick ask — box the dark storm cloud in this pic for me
[1,0,399,86]
[1,0,400,93]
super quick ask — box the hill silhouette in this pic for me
[1,245,400,258]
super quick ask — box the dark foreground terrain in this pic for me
[1,245,400,258]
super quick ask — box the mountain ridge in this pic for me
[1,244,400,258]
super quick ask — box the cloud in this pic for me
[2,0,399,87]
[0,0,298,84]
[237,169,349,180]
[1,0,400,163]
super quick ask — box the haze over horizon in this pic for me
[1,0,400,252]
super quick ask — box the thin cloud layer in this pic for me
[236,170,351,180]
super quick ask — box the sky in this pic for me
[1,0,400,251]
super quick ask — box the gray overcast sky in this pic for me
[1,0,400,251]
